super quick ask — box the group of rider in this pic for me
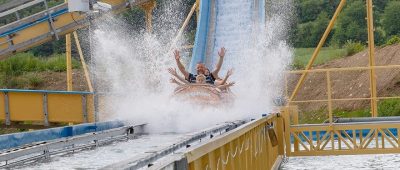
[169,47,235,91]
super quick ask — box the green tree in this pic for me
[373,0,390,13]
[294,22,314,47]
[331,1,367,46]
[310,12,330,46]
[296,0,339,23]
[120,6,146,32]
[382,1,400,36]
[294,12,330,47]
[29,36,66,57]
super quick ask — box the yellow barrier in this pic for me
[185,114,284,170]
[0,89,94,126]
[282,106,400,157]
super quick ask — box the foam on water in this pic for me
[91,0,294,133]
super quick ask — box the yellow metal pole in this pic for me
[289,0,346,102]
[276,112,285,155]
[366,0,378,117]
[327,71,333,123]
[73,31,93,92]
[292,106,299,152]
[282,107,291,156]
[66,33,73,91]
[141,1,156,33]
[195,0,200,21]
[170,2,197,50]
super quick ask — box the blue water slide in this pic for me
[189,0,266,73]
[189,0,211,73]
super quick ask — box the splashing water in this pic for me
[91,0,294,133]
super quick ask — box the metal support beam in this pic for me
[4,92,10,126]
[5,35,14,52]
[14,11,20,20]
[82,95,88,123]
[289,0,346,102]
[43,0,59,40]
[327,71,333,124]
[65,33,73,91]
[73,31,93,92]
[170,2,197,50]
[140,1,156,33]
[366,0,377,117]
[195,0,200,21]
[43,93,49,126]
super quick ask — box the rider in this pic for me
[173,47,226,84]
[168,67,207,85]
[215,68,233,86]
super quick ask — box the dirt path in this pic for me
[287,44,400,112]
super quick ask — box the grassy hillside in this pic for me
[0,52,81,89]
[293,48,347,69]
[291,44,400,124]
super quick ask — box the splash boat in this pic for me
[173,84,234,105]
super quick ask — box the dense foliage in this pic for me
[292,0,399,48]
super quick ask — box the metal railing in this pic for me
[282,106,400,156]
[185,114,284,170]
[286,65,400,123]
[0,123,145,168]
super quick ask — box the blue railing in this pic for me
[0,121,124,151]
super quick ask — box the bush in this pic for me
[291,61,304,70]
[0,52,81,75]
[344,40,365,56]
[378,99,400,117]
[386,35,400,46]
[382,1,400,37]
[25,73,44,89]
[0,53,44,76]
[6,77,26,89]
[45,53,80,72]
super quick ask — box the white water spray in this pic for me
[91,0,294,133]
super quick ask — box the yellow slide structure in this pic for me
[0,0,151,59]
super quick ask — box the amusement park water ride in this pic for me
[173,84,235,105]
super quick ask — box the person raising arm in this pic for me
[216,68,233,86]
[211,47,226,79]
[170,78,187,86]
[173,50,190,80]
[168,67,189,84]
[217,82,235,91]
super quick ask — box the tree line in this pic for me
[291,0,400,48]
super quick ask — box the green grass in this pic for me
[0,52,80,76]
[299,99,400,124]
[0,52,80,89]
[293,47,348,69]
